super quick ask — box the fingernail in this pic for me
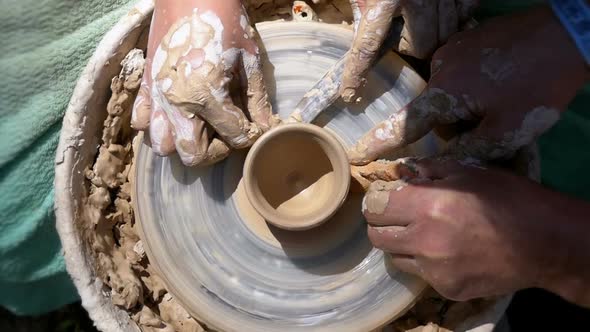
[364,180,404,215]
[364,182,391,215]
[341,87,357,103]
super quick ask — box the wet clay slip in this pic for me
[243,123,350,231]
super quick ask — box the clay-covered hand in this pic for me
[340,0,478,102]
[131,0,279,166]
[364,158,590,305]
[348,6,589,165]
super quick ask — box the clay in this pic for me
[83,50,204,331]
[292,1,318,21]
[363,179,407,215]
[480,48,516,83]
[243,123,350,230]
[235,177,364,256]
[350,159,407,192]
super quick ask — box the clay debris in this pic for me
[83,49,204,332]
[245,0,353,24]
[350,159,417,193]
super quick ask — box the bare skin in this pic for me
[348,6,589,165]
[340,0,479,102]
[131,0,279,166]
[363,157,590,308]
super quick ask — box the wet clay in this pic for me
[350,159,408,192]
[84,50,204,332]
[363,180,408,215]
[244,124,350,230]
[253,132,335,216]
[235,175,363,257]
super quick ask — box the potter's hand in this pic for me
[131,0,279,166]
[348,6,588,165]
[340,0,478,102]
[364,158,590,306]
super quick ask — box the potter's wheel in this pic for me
[134,21,441,331]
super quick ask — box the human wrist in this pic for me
[534,190,590,307]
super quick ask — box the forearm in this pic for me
[536,189,590,307]
[533,5,589,111]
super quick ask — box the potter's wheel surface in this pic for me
[135,21,441,331]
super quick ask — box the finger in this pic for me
[350,159,409,192]
[368,225,417,256]
[161,101,231,166]
[433,120,478,141]
[446,107,560,161]
[188,69,262,149]
[241,50,280,130]
[131,80,152,130]
[396,0,438,59]
[363,179,435,226]
[292,1,318,22]
[340,0,398,103]
[149,103,175,156]
[410,157,466,179]
[437,0,459,45]
[348,88,462,165]
[389,254,421,276]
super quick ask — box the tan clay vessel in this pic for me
[243,123,350,231]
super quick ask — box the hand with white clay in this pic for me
[364,157,590,306]
[340,0,479,102]
[348,6,589,165]
[132,0,279,166]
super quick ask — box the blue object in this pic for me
[550,0,590,65]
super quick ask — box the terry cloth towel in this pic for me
[0,0,134,315]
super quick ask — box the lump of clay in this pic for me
[350,159,412,192]
[292,1,318,21]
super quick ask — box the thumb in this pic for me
[130,79,152,130]
[340,0,398,103]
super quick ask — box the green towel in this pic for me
[0,0,134,315]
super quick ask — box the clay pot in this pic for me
[243,123,350,231]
